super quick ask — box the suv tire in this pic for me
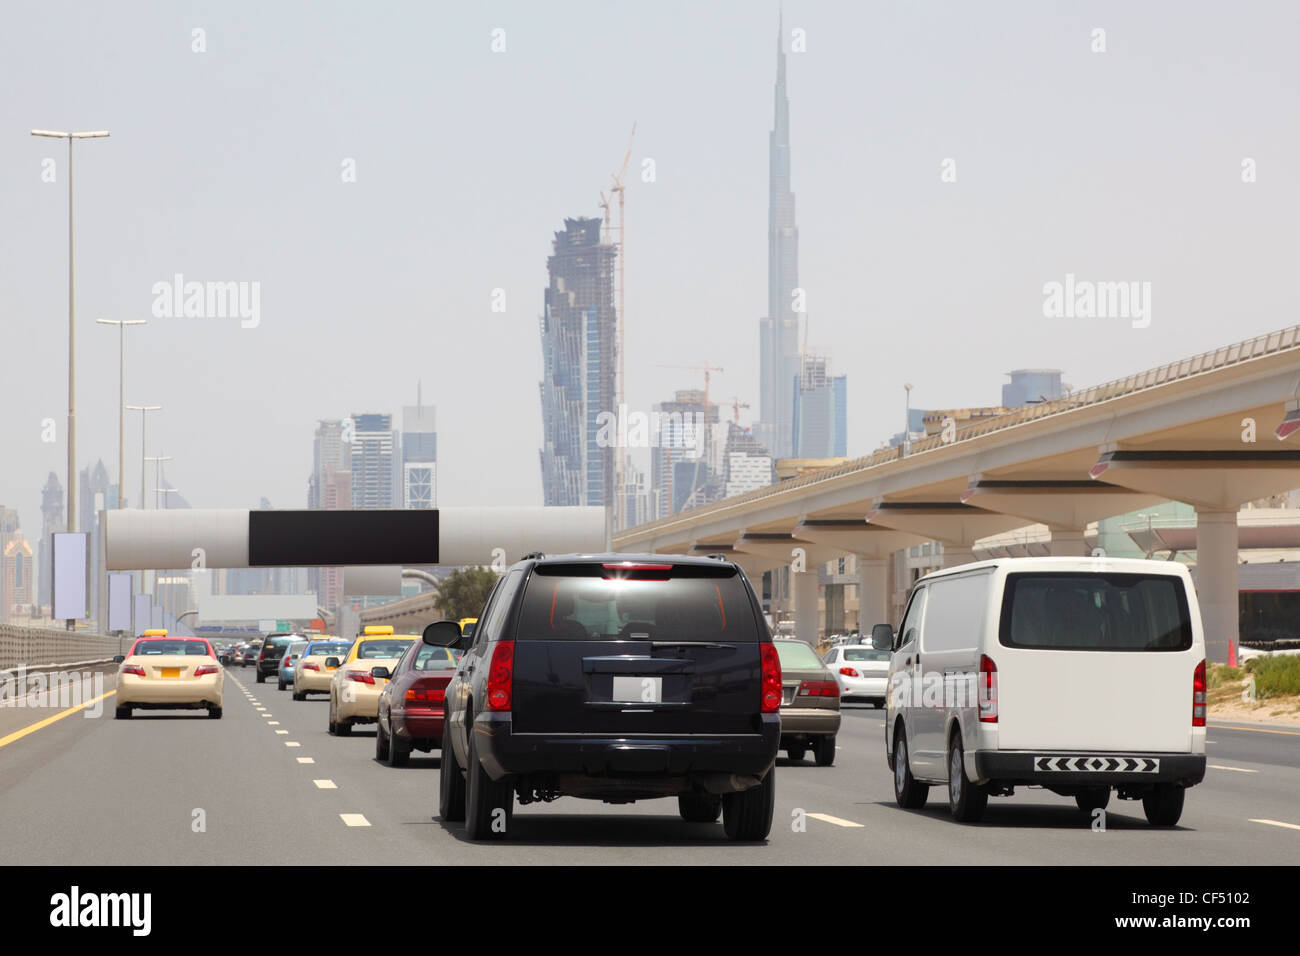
[678,792,722,823]
[722,769,775,841]
[438,717,466,822]
[465,731,513,840]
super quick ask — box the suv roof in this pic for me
[523,552,741,571]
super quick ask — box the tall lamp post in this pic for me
[96,319,146,508]
[903,383,914,458]
[126,404,161,596]
[144,455,172,599]
[30,129,109,537]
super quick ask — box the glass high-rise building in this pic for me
[402,404,437,509]
[792,355,848,459]
[350,413,395,510]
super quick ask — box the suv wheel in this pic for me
[255,671,265,684]
[438,717,466,822]
[813,735,836,767]
[947,734,988,823]
[722,769,775,841]
[1142,784,1185,827]
[465,731,513,840]
[678,792,722,823]
[892,724,929,810]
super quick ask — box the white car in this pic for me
[823,644,890,706]
[885,556,1207,826]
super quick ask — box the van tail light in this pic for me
[760,644,782,712]
[839,667,860,678]
[797,680,840,697]
[121,664,145,677]
[487,642,515,711]
[978,654,998,723]
[194,665,219,677]
[1193,658,1206,727]
[345,670,375,685]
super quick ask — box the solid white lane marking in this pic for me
[1209,764,1258,773]
[285,741,301,748]
[314,779,337,789]
[807,813,864,828]
[340,813,370,827]
[1251,819,1300,831]
[296,757,315,764]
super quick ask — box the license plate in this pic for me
[161,667,181,679]
[612,676,662,703]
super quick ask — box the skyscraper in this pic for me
[38,472,63,611]
[792,354,848,459]
[650,389,720,519]
[350,413,395,510]
[539,217,618,508]
[401,404,437,508]
[309,420,346,510]
[756,16,802,462]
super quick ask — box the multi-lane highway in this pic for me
[2,665,1297,865]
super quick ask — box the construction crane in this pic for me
[728,396,751,424]
[603,123,636,531]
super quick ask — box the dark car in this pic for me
[374,640,461,766]
[430,553,781,842]
[255,633,299,684]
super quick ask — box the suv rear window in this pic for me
[999,573,1193,651]
[516,563,759,642]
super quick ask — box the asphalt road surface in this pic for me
[1,666,1297,864]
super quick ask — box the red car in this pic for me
[374,640,460,767]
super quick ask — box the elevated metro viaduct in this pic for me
[614,326,1300,663]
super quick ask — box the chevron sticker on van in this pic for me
[1033,756,1160,773]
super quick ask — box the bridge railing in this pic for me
[0,625,123,672]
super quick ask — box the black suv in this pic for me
[255,633,299,684]
[428,553,781,842]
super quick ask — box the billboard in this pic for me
[107,573,133,632]
[51,532,89,620]
[133,594,152,637]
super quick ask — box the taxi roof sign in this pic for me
[142,628,169,636]
[362,625,394,635]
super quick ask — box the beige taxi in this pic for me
[291,637,353,700]
[327,626,416,736]
[114,630,224,719]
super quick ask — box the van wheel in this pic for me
[438,717,466,822]
[1142,784,1185,827]
[678,792,722,823]
[947,735,988,822]
[1075,788,1111,814]
[813,735,836,767]
[722,769,775,841]
[893,726,929,809]
[465,731,514,840]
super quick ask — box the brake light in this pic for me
[121,664,145,677]
[978,654,998,723]
[194,665,219,677]
[797,680,840,697]
[303,662,319,671]
[406,686,446,703]
[760,644,782,712]
[839,666,860,678]
[600,561,673,580]
[345,670,375,684]
[487,642,514,711]
[1193,658,1206,727]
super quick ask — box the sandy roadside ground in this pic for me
[1209,696,1300,726]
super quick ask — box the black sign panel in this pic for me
[247,510,438,567]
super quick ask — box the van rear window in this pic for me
[516,564,759,642]
[999,573,1192,651]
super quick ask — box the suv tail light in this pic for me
[345,670,375,684]
[839,666,860,678]
[194,664,219,677]
[121,664,145,677]
[1193,658,1206,727]
[760,644,782,712]
[487,642,515,711]
[978,654,998,723]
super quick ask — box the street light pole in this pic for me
[96,319,146,509]
[143,457,172,600]
[126,404,160,597]
[903,383,914,458]
[30,129,109,538]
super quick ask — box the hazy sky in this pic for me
[4,1,1300,534]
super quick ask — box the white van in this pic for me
[883,556,1207,825]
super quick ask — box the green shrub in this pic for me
[1207,664,1240,689]
[1243,655,1300,699]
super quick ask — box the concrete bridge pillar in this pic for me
[857,558,889,631]
[794,566,820,645]
[1195,508,1238,664]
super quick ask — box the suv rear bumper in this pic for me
[473,712,780,783]
[973,751,1206,787]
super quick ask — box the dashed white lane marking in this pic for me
[1250,819,1300,831]
[276,730,289,735]
[807,812,864,828]
[285,741,301,748]
[340,814,370,827]
[255,707,266,711]
[296,757,315,764]
[267,721,280,725]
[314,780,337,789]
[1209,764,1258,773]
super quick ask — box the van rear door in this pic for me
[992,570,1201,753]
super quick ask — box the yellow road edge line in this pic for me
[1208,723,1300,736]
[1249,818,1300,831]
[0,689,117,750]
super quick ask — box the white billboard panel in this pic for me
[52,532,89,620]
